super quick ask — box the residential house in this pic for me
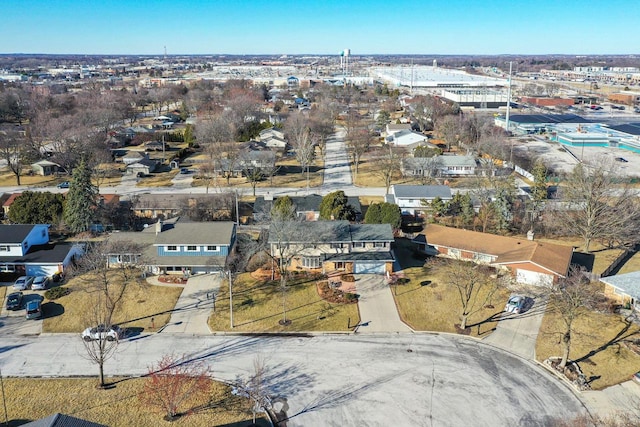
[259,127,285,141]
[0,193,10,219]
[121,151,147,165]
[0,224,83,277]
[253,194,362,222]
[385,185,452,216]
[269,220,394,274]
[31,160,62,176]
[438,155,477,176]
[106,218,236,275]
[412,224,573,286]
[402,155,477,177]
[600,272,640,310]
[385,123,412,137]
[131,193,233,219]
[287,76,299,87]
[2,192,21,218]
[23,413,107,427]
[386,129,434,149]
[126,157,160,175]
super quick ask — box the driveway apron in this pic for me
[355,274,412,333]
[160,273,220,334]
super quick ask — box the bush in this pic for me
[340,274,355,282]
[45,287,70,300]
[344,293,359,302]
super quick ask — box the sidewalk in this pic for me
[155,273,220,334]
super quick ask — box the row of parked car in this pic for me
[6,292,42,319]
[13,275,50,291]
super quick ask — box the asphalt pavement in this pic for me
[0,333,585,426]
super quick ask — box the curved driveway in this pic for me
[0,333,584,426]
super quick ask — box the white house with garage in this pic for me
[386,184,452,216]
[268,221,394,275]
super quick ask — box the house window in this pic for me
[0,246,8,252]
[206,245,218,251]
[166,245,178,252]
[117,254,137,264]
[0,264,15,272]
[335,262,345,269]
[186,245,198,252]
[330,243,344,249]
[302,256,320,269]
[353,242,365,248]
[374,242,387,248]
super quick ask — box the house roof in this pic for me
[253,195,362,216]
[600,272,640,300]
[437,155,477,167]
[388,130,428,146]
[32,159,61,167]
[2,192,21,208]
[132,193,232,210]
[153,222,235,245]
[0,224,39,243]
[268,221,393,244]
[418,224,573,277]
[23,413,107,427]
[0,242,78,264]
[507,114,591,125]
[391,185,452,199]
[607,122,640,136]
[122,151,146,160]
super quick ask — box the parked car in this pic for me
[57,181,70,189]
[13,276,34,290]
[505,295,526,314]
[25,300,42,320]
[31,276,50,290]
[180,167,190,174]
[6,292,23,310]
[81,324,122,342]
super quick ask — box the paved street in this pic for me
[322,128,353,189]
[0,333,585,426]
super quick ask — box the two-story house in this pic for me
[106,219,236,275]
[386,185,452,217]
[0,224,83,277]
[268,221,394,275]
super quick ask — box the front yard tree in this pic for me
[285,112,316,190]
[371,146,403,195]
[364,202,401,229]
[441,260,500,330]
[319,190,355,221]
[63,158,98,233]
[140,354,212,422]
[549,267,601,370]
[81,300,120,389]
[553,158,640,252]
[8,191,64,225]
[0,131,27,185]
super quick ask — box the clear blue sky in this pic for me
[2,0,639,55]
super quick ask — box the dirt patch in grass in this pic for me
[209,272,359,332]
[536,306,640,390]
[42,275,183,333]
[1,377,261,427]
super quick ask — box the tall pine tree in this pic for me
[63,159,97,233]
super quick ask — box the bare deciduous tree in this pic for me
[285,112,316,190]
[371,146,404,195]
[80,296,120,388]
[140,353,212,421]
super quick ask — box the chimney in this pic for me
[527,229,535,241]
[156,220,163,235]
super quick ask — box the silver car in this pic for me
[505,295,526,314]
[31,276,50,291]
[13,276,34,291]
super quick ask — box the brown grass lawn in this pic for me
[535,306,640,390]
[1,377,266,427]
[0,168,61,187]
[209,272,359,332]
[0,285,6,306]
[42,276,183,333]
[136,169,179,187]
[392,238,511,336]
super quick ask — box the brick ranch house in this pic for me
[412,224,574,286]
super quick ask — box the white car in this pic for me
[31,276,50,290]
[505,295,526,314]
[13,276,34,290]
[81,324,123,342]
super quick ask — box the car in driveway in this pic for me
[31,276,50,290]
[81,324,122,341]
[13,276,34,290]
[505,295,526,314]
[6,292,23,310]
[25,300,42,320]
[57,181,70,189]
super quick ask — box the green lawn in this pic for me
[209,272,359,332]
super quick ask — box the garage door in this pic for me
[354,262,386,274]
[516,269,553,287]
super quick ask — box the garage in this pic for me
[516,269,553,287]
[354,262,386,274]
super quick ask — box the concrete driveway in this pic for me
[0,333,585,426]
[1,285,43,335]
[159,273,220,334]
[355,274,412,333]
[482,294,547,360]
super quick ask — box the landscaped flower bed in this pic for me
[158,275,188,285]
[317,280,359,304]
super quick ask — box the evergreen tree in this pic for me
[8,191,64,225]
[63,159,97,233]
[364,202,401,229]
[531,161,548,213]
[319,190,355,221]
[270,196,296,221]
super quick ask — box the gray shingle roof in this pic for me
[392,185,451,199]
[268,221,393,243]
[23,413,107,427]
[154,222,235,245]
[0,243,78,265]
[0,224,39,243]
[600,271,640,300]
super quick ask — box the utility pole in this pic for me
[505,61,513,164]
[228,270,234,329]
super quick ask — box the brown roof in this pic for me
[3,193,21,208]
[421,224,573,277]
